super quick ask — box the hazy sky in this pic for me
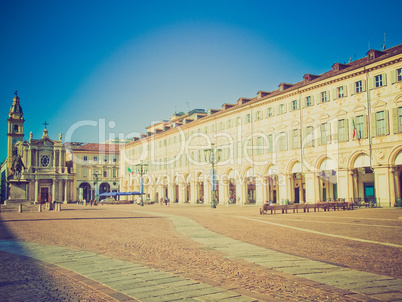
[1,0,401,161]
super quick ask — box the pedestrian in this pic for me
[164,197,168,206]
[226,196,230,207]
[167,197,170,207]
[160,198,163,206]
[90,199,93,206]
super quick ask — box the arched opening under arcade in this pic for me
[266,165,279,203]
[78,182,91,201]
[391,149,402,202]
[318,158,338,201]
[99,182,111,201]
[197,173,204,203]
[246,168,256,203]
[228,170,236,204]
[352,154,375,203]
[290,162,305,203]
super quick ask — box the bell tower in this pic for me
[7,91,25,174]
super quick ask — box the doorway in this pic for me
[41,187,49,203]
[294,187,300,203]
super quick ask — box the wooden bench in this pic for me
[260,202,353,215]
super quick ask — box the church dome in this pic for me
[9,94,23,115]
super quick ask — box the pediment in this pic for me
[318,113,330,121]
[290,120,300,127]
[303,116,314,124]
[266,127,275,133]
[335,109,347,118]
[277,123,287,130]
[37,138,54,147]
[372,100,386,110]
[353,104,366,113]
[394,95,402,104]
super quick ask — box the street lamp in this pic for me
[135,161,148,206]
[93,170,99,204]
[204,143,222,208]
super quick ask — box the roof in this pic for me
[71,143,121,153]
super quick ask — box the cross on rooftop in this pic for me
[43,121,49,129]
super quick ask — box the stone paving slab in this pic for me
[0,239,255,302]
[136,210,402,301]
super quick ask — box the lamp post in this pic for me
[93,170,99,204]
[204,143,222,208]
[135,161,148,206]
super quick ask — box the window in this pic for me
[103,170,107,177]
[227,119,232,128]
[278,132,287,151]
[267,107,273,117]
[338,119,348,142]
[13,125,18,132]
[82,168,87,177]
[246,114,251,123]
[306,96,312,107]
[279,104,286,114]
[93,156,97,162]
[267,134,273,153]
[398,68,402,82]
[355,115,365,139]
[337,86,345,98]
[113,168,117,178]
[305,126,314,147]
[321,91,328,103]
[83,156,88,162]
[257,137,263,154]
[113,157,116,163]
[355,81,363,93]
[398,107,402,133]
[292,100,298,110]
[292,129,300,149]
[320,123,328,145]
[376,111,386,136]
[256,111,262,120]
[375,74,383,88]
[104,156,108,162]
[236,117,242,125]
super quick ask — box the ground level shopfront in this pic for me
[120,146,402,207]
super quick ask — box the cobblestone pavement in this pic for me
[0,203,401,301]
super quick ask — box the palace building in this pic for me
[67,143,120,201]
[119,44,402,207]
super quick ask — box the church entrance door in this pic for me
[41,187,49,203]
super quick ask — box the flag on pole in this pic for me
[352,119,357,139]
[128,167,134,175]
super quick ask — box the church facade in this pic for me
[119,44,402,207]
[4,93,75,204]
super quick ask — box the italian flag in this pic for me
[128,167,134,174]
[352,119,357,139]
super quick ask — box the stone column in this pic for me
[190,181,197,204]
[255,176,264,205]
[389,167,396,207]
[52,179,56,203]
[35,179,39,204]
[64,180,68,203]
[204,179,211,204]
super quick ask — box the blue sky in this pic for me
[1,0,401,161]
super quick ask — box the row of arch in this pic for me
[120,147,402,206]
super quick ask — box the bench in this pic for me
[260,202,353,215]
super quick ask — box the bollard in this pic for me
[38,204,42,212]
[18,204,22,213]
[58,203,61,211]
